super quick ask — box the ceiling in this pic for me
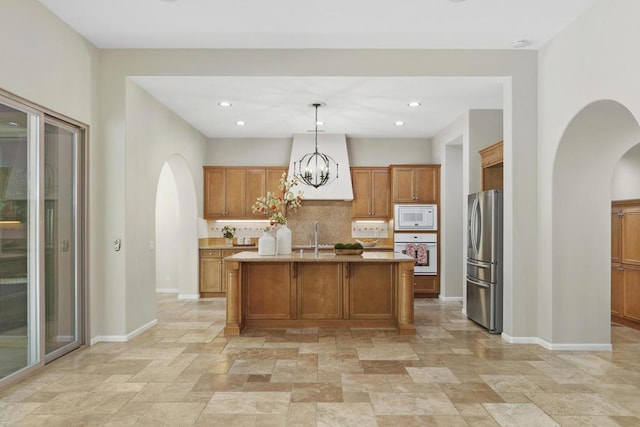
[37,0,598,139]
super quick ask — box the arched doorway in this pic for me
[552,100,640,347]
[154,154,199,299]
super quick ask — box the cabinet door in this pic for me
[245,169,266,218]
[266,168,288,194]
[621,209,640,266]
[414,167,439,204]
[297,263,343,319]
[611,207,622,263]
[224,169,246,217]
[392,168,416,203]
[623,265,640,322]
[371,168,391,218]
[414,275,439,295]
[204,168,225,219]
[245,263,293,320]
[349,263,394,319]
[199,250,222,293]
[351,169,372,218]
[611,264,624,316]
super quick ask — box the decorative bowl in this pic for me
[335,248,364,255]
[355,239,379,247]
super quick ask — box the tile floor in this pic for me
[1,295,640,426]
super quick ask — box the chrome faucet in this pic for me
[314,221,319,256]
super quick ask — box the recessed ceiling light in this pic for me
[407,101,421,108]
[394,121,405,126]
[512,40,528,48]
[218,101,232,107]
[235,121,246,126]
[315,121,324,126]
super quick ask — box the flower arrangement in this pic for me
[252,172,303,226]
[221,226,236,239]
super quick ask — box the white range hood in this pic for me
[288,133,354,201]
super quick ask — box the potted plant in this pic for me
[221,226,236,244]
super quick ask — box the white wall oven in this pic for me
[394,204,437,231]
[393,233,437,275]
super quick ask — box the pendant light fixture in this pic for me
[294,103,339,188]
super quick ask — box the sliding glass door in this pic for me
[0,100,38,379]
[44,119,82,361]
[0,94,85,385]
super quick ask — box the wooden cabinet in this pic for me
[479,141,503,191]
[611,200,640,327]
[297,263,343,320]
[199,248,256,296]
[414,275,440,296]
[199,250,223,295]
[351,167,391,218]
[245,262,293,320]
[203,166,288,219]
[349,263,394,319]
[390,165,440,204]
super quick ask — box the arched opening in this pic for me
[154,154,199,299]
[552,100,640,347]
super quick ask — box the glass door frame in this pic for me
[42,116,85,364]
[0,89,88,389]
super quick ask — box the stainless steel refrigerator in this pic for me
[466,190,503,333]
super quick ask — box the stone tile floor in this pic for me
[1,295,640,426]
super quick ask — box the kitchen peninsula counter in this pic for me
[223,251,415,336]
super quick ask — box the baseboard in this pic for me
[178,293,200,300]
[439,295,463,302]
[90,319,158,344]
[501,333,612,351]
[156,288,179,294]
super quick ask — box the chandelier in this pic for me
[294,103,339,188]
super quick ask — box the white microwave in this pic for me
[394,204,437,231]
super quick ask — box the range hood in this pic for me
[288,133,353,201]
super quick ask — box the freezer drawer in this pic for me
[467,259,496,283]
[466,276,502,334]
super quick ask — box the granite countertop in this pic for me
[224,251,414,263]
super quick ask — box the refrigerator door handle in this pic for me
[467,259,491,269]
[470,197,478,255]
[466,276,491,288]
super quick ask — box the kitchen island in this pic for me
[223,251,416,335]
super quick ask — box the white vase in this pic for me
[258,231,276,255]
[276,224,292,255]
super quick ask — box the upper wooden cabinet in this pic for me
[479,141,504,191]
[351,167,391,218]
[204,166,287,219]
[390,165,440,204]
[612,202,640,266]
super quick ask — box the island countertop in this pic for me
[225,251,414,263]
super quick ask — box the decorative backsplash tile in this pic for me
[207,200,391,246]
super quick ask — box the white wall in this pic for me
[539,0,640,347]
[206,137,433,167]
[124,81,206,334]
[612,144,640,200]
[0,0,101,339]
[156,164,180,292]
[432,110,503,305]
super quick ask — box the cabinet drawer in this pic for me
[200,250,222,258]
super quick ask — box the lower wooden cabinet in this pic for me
[199,248,256,297]
[611,264,640,324]
[240,261,396,321]
[414,275,440,296]
[199,250,223,295]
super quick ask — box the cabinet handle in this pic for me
[618,267,624,271]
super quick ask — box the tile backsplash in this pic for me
[206,200,391,246]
